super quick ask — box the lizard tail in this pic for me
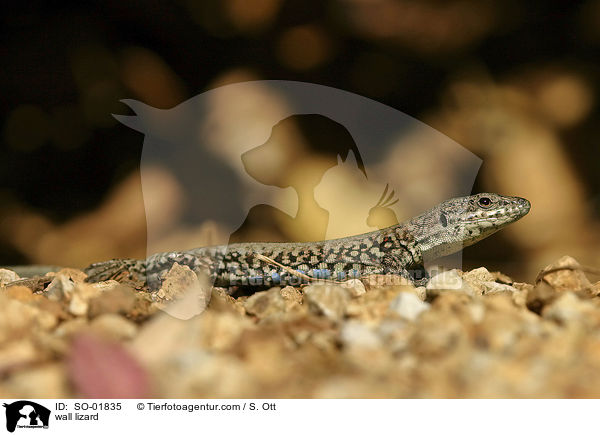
[84,259,147,284]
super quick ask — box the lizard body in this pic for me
[84,193,530,292]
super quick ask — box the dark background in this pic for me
[1,0,599,281]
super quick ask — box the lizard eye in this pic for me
[478,197,492,207]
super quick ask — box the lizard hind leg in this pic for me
[84,259,148,285]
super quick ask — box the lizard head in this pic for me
[415,193,531,260]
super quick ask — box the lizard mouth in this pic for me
[507,197,531,219]
[519,197,531,214]
[466,197,531,224]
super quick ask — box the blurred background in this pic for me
[1,0,599,283]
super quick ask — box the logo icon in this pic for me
[3,401,50,433]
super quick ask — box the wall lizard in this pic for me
[84,193,530,293]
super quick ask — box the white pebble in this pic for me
[426,269,474,295]
[341,279,366,297]
[0,269,20,285]
[340,321,382,349]
[389,292,430,321]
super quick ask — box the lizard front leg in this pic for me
[381,254,428,285]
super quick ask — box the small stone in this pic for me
[461,267,517,296]
[537,256,592,292]
[415,286,427,301]
[490,271,514,284]
[53,268,88,283]
[69,294,88,317]
[389,291,430,321]
[463,267,495,283]
[156,263,212,320]
[88,285,138,318]
[426,270,474,295]
[510,282,532,307]
[0,269,20,285]
[54,318,88,338]
[346,287,411,322]
[304,284,350,322]
[377,319,411,353]
[128,313,191,366]
[480,281,517,295]
[89,280,123,292]
[207,288,245,315]
[244,287,286,319]
[4,285,35,302]
[0,296,58,344]
[526,283,558,315]
[35,331,70,355]
[280,286,303,304]
[68,284,102,317]
[3,363,70,398]
[410,310,467,358]
[131,309,252,368]
[341,279,367,297]
[314,377,396,399]
[362,274,413,289]
[475,300,528,353]
[0,340,43,373]
[45,275,75,301]
[157,263,197,300]
[89,314,138,340]
[467,302,486,323]
[340,321,382,349]
[542,292,594,325]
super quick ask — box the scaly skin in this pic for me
[84,193,530,292]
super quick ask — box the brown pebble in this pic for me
[88,285,138,318]
[537,256,592,292]
[526,283,558,315]
[4,286,35,302]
